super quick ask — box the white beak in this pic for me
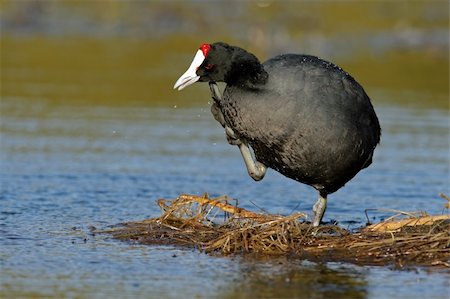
[173,49,205,91]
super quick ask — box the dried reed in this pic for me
[104,193,450,268]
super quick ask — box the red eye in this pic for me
[205,63,214,70]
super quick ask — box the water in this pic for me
[1,1,448,296]
[1,97,449,298]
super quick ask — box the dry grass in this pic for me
[104,193,450,269]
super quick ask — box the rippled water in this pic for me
[1,96,449,298]
[1,1,448,296]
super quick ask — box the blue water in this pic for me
[1,98,449,298]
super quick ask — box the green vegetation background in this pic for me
[1,1,448,109]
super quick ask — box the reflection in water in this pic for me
[221,258,367,299]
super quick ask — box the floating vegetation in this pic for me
[104,194,450,269]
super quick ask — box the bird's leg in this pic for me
[238,140,267,181]
[209,82,224,122]
[210,101,226,127]
[312,193,327,226]
[209,82,267,181]
[211,103,241,145]
[209,83,240,144]
[224,126,243,146]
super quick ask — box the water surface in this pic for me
[1,98,449,298]
[1,2,449,297]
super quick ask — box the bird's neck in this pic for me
[226,48,268,89]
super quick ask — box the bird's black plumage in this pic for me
[175,42,381,224]
[203,42,380,195]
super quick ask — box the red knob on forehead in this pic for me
[199,43,211,57]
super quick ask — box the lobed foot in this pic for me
[238,142,267,181]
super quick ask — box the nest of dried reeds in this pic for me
[104,193,450,269]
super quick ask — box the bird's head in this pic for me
[174,42,266,90]
[173,43,232,91]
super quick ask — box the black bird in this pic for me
[174,42,380,226]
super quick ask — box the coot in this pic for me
[174,42,380,226]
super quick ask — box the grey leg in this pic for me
[238,141,266,181]
[209,82,267,181]
[312,193,327,226]
[224,126,242,146]
[210,102,226,127]
[226,124,266,180]
[209,83,240,145]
